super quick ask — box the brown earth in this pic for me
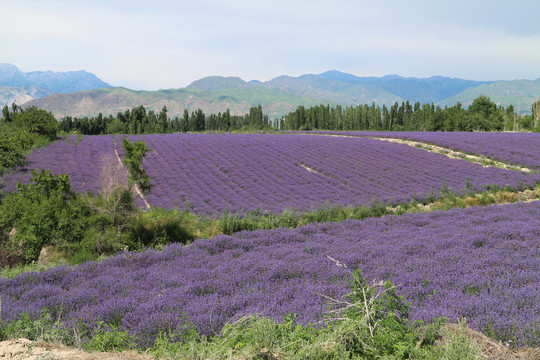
[0,338,151,360]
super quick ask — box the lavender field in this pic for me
[2,133,539,215]
[1,201,539,347]
[295,131,540,170]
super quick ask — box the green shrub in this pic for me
[121,138,152,193]
[0,170,88,263]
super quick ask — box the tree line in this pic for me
[282,96,540,132]
[57,104,273,135]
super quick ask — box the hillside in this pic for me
[24,86,331,118]
[0,63,111,106]
[19,70,540,118]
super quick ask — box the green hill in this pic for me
[439,79,540,113]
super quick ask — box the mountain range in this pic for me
[0,63,111,106]
[2,63,539,118]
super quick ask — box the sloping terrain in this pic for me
[22,86,329,119]
[439,78,540,111]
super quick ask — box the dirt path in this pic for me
[113,139,151,210]
[370,136,535,173]
[300,163,322,175]
[0,338,151,360]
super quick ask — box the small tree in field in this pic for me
[121,138,152,193]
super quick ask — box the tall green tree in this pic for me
[14,106,58,140]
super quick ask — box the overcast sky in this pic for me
[2,0,540,90]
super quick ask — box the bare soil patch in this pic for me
[0,338,151,360]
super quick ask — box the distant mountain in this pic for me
[0,63,111,106]
[187,71,496,106]
[23,86,333,119]
[317,71,493,103]
[187,76,248,91]
[20,69,540,118]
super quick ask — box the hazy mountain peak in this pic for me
[187,76,247,90]
[0,63,111,106]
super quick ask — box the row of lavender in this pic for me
[126,133,539,214]
[1,133,539,215]
[292,131,540,170]
[2,201,538,347]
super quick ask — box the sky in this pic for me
[2,0,540,90]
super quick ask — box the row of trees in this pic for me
[283,96,540,132]
[58,105,273,135]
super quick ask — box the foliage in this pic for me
[284,95,521,132]
[85,321,137,352]
[58,103,270,135]
[0,106,58,172]
[0,167,144,266]
[432,321,480,360]
[13,106,58,140]
[0,131,27,169]
[121,138,152,193]
[0,169,87,263]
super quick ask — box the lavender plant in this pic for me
[1,201,538,348]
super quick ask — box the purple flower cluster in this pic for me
[2,133,539,215]
[1,201,539,347]
[293,131,540,170]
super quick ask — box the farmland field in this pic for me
[2,133,539,215]
[1,201,539,347]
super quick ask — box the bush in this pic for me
[0,170,88,263]
[13,106,58,140]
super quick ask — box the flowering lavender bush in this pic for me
[2,133,539,215]
[1,201,538,347]
[294,131,540,170]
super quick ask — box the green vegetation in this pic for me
[0,105,58,174]
[59,104,274,135]
[121,138,152,193]
[0,168,191,268]
[283,95,540,132]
